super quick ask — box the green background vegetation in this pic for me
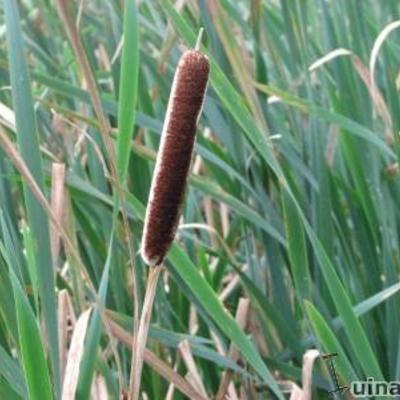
[0,0,399,398]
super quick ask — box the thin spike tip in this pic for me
[195,27,204,51]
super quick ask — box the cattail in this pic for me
[130,33,210,400]
[141,48,210,266]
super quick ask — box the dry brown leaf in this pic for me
[308,48,352,72]
[289,383,304,400]
[352,56,393,143]
[301,349,320,400]
[0,124,95,294]
[62,308,92,400]
[370,20,400,96]
[178,340,208,398]
[107,318,208,400]
[50,162,66,268]
[130,265,163,400]
[58,289,77,385]
[216,298,249,400]
[165,359,180,400]
[90,374,109,400]
[283,349,321,400]
[0,102,15,131]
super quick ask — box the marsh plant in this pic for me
[0,0,399,399]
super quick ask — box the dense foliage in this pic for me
[0,0,399,398]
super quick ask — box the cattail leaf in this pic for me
[304,301,357,385]
[3,0,60,395]
[230,262,303,357]
[0,212,24,283]
[167,244,284,399]
[76,233,114,399]
[21,224,39,311]
[301,223,384,381]
[0,345,27,398]
[2,1,400,399]
[191,176,285,245]
[0,254,17,343]
[117,0,140,182]
[30,71,164,133]
[160,0,384,385]
[253,82,394,158]
[0,377,24,400]
[9,269,53,400]
[107,310,253,378]
[282,189,312,301]
[0,156,19,242]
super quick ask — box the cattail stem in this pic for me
[129,264,163,400]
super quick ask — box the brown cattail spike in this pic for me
[141,50,210,266]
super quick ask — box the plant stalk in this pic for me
[129,264,163,400]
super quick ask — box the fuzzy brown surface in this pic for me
[142,50,210,265]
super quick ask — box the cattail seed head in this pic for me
[141,50,210,266]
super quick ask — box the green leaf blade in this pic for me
[117,0,140,182]
[10,271,53,400]
[3,0,60,395]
